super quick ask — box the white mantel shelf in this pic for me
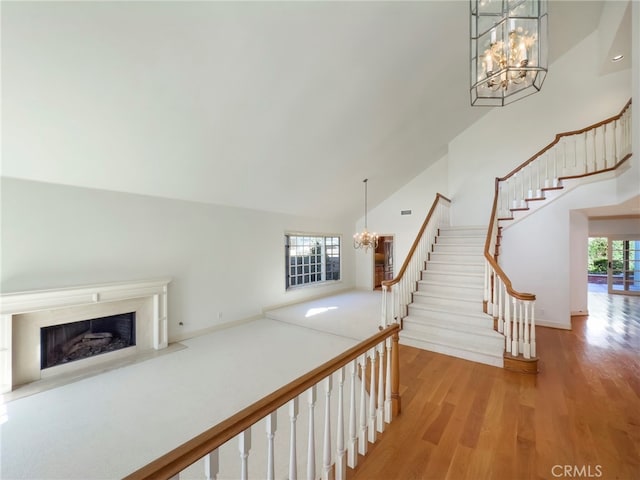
[0,278,171,393]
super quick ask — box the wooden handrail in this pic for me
[484,178,535,301]
[500,99,632,181]
[485,98,632,302]
[124,323,401,480]
[382,193,451,288]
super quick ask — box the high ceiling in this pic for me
[1,1,612,220]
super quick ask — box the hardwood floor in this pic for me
[348,292,640,480]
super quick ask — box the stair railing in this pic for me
[497,100,632,220]
[485,99,633,359]
[124,324,401,480]
[381,193,451,328]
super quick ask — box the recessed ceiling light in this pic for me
[612,54,624,62]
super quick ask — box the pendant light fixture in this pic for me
[353,179,378,252]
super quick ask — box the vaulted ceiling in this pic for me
[1,1,615,220]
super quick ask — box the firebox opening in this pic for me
[40,312,136,369]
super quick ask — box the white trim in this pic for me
[536,319,572,330]
[0,278,171,393]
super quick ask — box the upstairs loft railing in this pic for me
[485,99,633,360]
[125,324,401,480]
[381,194,451,327]
[497,100,633,219]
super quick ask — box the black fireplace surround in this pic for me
[40,312,136,369]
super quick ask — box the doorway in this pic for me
[588,237,640,295]
[609,238,640,294]
[374,236,394,290]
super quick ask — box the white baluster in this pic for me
[593,128,598,170]
[484,261,490,311]
[347,360,357,469]
[289,398,299,480]
[492,272,498,319]
[584,131,588,174]
[553,147,559,186]
[523,302,530,359]
[384,338,392,423]
[376,342,385,433]
[511,297,518,355]
[613,120,618,162]
[307,385,316,480]
[602,123,608,168]
[357,354,367,456]
[518,301,525,353]
[544,152,550,188]
[204,450,219,480]
[335,368,346,480]
[497,275,504,333]
[367,348,377,444]
[265,412,277,480]
[238,429,251,480]
[531,302,537,357]
[381,285,388,328]
[504,283,511,353]
[322,376,333,480]
[536,157,542,197]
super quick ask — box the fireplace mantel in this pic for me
[0,278,171,393]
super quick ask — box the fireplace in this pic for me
[0,278,170,393]
[40,312,137,369]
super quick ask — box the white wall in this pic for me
[569,210,589,316]
[447,30,631,227]
[0,178,355,341]
[618,0,640,200]
[500,172,634,329]
[355,156,448,289]
[589,217,640,237]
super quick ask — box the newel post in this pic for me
[391,330,401,417]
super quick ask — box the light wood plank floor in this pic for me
[348,292,640,480]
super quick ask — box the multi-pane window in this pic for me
[285,234,341,289]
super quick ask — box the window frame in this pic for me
[284,232,342,291]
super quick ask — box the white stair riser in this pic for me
[433,244,484,254]
[399,336,504,368]
[417,282,483,298]
[426,262,484,274]
[435,235,485,245]
[421,271,484,286]
[412,294,482,311]
[430,252,483,263]
[402,323,505,350]
[404,311,494,329]
[438,228,486,237]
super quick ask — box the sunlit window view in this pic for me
[285,235,340,289]
[588,237,640,294]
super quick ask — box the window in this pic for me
[285,234,341,289]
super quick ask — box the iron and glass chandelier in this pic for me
[353,179,378,252]
[470,0,548,106]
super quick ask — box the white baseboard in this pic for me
[170,315,262,343]
[571,310,589,317]
[536,319,572,330]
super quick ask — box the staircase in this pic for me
[400,226,505,368]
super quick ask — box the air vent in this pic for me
[401,210,412,216]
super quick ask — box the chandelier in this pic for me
[470,0,548,106]
[353,179,378,252]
